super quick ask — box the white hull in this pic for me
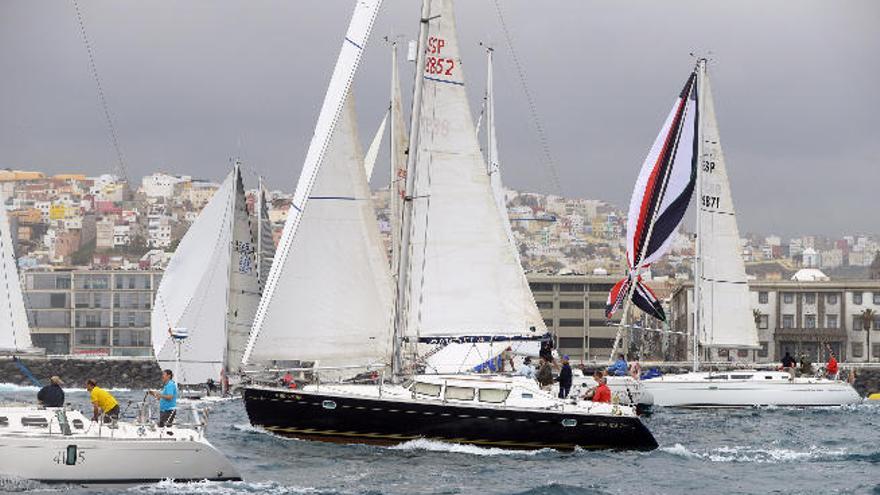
[636,371,861,408]
[0,407,239,484]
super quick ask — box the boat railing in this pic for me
[243,364,387,392]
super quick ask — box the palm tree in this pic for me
[861,308,876,363]
[753,309,762,327]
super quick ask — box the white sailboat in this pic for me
[151,162,262,387]
[608,60,860,407]
[241,0,656,451]
[0,194,36,354]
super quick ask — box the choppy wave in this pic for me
[128,479,326,495]
[508,484,609,495]
[0,477,57,493]
[388,438,554,457]
[661,443,850,463]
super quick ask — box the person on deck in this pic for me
[781,351,797,381]
[536,357,553,391]
[607,354,628,376]
[150,369,178,427]
[281,371,294,388]
[582,371,605,400]
[556,355,573,399]
[799,355,813,377]
[499,346,515,372]
[86,379,119,423]
[592,375,612,403]
[37,376,65,407]
[516,357,536,379]
[825,352,839,380]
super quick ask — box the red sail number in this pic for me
[425,56,455,76]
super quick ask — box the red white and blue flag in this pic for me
[606,72,699,322]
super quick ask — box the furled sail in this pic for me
[256,182,275,289]
[404,0,546,342]
[152,172,236,384]
[242,0,390,367]
[695,61,758,348]
[606,73,698,321]
[0,194,32,351]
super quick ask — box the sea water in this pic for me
[1,385,876,495]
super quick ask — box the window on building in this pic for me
[874,344,880,359]
[825,314,838,329]
[586,338,617,349]
[826,294,838,305]
[853,292,863,305]
[737,349,749,358]
[758,342,769,358]
[589,319,611,327]
[558,283,584,292]
[782,314,794,329]
[805,293,815,305]
[30,333,70,355]
[718,349,729,358]
[558,337,585,349]
[804,315,816,329]
[874,292,880,305]
[559,301,584,310]
[49,293,67,309]
[854,316,863,331]
[783,293,794,304]
[758,315,769,329]
[113,329,148,347]
[543,319,554,328]
[589,284,615,292]
[758,292,768,304]
[559,319,584,327]
[589,300,606,309]
[875,315,880,330]
[529,283,554,292]
[852,342,864,358]
[536,301,553,309]
[75,329,109,346]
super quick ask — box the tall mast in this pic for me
[392,0,432,379]
[693,58,706,372]
[485,46,495,176]
[257,174,264,287]
[389,40,401,278]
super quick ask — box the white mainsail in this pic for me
[225,168,262,371]
[242,0,389,367]
[695,61,758,349]
[363,110,388,180]
[152,172,235,383]
[404,0,546,342]
[0,195,32,351]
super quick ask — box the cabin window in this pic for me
[521,392,534,399]
[445,386,475,401]
[478,388,511,404]
[72,419,84,429]
[412,382,441,398]
[705,375,728,380]
[0,416,8,426]
[21,417,49,427]
[730,375,754,380]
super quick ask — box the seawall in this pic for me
[0,356,161,390]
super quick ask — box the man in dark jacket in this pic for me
[536,357,554,391]
[557,356,573,398]
[37,376,65,407]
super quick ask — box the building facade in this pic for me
[670,279,880,364]
[526,275,673,362]
[22,270,160,356]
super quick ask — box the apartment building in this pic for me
[670,276,880,363]
[22,270,161,356]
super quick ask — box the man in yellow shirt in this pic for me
[86,379,119,423]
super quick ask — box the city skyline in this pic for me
[1,1,878,238]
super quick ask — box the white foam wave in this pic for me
[661,443,847,463]
[128,479,320,495]
[389,438,553,457]
[231,423,267,434]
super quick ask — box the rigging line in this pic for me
[70,0,129,182]
[491,0,562,197]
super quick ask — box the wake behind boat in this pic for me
[0,404,240,485]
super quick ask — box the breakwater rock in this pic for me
[0,356,161,389]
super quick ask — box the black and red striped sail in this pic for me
[606,71,699,321]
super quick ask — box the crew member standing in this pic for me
[557,356,573,398]
[150,369,179,427]
[825,351,839,380]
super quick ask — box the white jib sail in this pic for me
[363,110,388,180]
[242,0,388,367]
[405,0,546,341]
[152,172,235,384]
[696,63,758,348]
[0,195,32,351]
[225,167,262,372]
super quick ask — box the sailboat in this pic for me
[0,193,38,354]
[606,59,860,407]
[241,0,657,450]
[151,162,263,391]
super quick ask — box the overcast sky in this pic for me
[1,1,877,237]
